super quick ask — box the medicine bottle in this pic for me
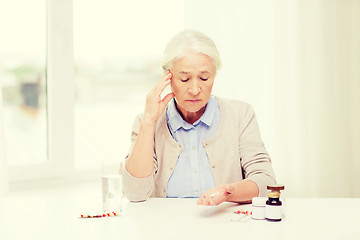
[265,184,285,222]
[252,197,267,220]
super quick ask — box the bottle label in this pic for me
[265,205,282,220]
[252,206,265,220]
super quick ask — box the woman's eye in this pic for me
[181,78,190,82]
[200,78,208,81]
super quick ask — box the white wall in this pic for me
[185,0,360,197]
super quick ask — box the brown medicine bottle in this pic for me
[265,184,285,222]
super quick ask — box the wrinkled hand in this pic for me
[197,184,235,206]
[143,71,174,124]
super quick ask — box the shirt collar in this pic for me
[166,99,185,132]
[166,96,216,132]
[198,95,216,127]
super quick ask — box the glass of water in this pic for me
[102,174,122,214]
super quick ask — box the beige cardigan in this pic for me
[121,97,276,202]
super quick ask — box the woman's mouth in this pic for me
[186,99,201,103]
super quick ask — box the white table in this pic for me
[0,197,359,240]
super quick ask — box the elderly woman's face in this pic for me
[170,52,216,119]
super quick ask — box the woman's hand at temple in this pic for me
[197,184,235,206]
[125,71,174,178]
[143,71,175,125]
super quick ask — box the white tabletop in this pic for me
[0,197,359,240]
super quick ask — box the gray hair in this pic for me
[161,29,222,72]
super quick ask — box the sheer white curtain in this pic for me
[274,0,360,198]
[185,0,360,197]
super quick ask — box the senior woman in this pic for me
[121,29,276,205]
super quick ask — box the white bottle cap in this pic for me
[252,197,267,207]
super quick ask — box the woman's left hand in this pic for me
[197,184,235,206]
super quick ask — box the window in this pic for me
[2,0,184,182]
[0,0,47,166]
[1,0,74,182]
[73,0,185,171]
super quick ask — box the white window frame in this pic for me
[9,0,74,182]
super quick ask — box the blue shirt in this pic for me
[166,96,220,198]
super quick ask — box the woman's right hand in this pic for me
[125,71,174,179]
[143,71,175,125]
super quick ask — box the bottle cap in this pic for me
[267,184,285,191]
[252,197,267,206]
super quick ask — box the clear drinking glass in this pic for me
[102,174,122,214]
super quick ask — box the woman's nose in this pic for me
[188,81,201,95]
